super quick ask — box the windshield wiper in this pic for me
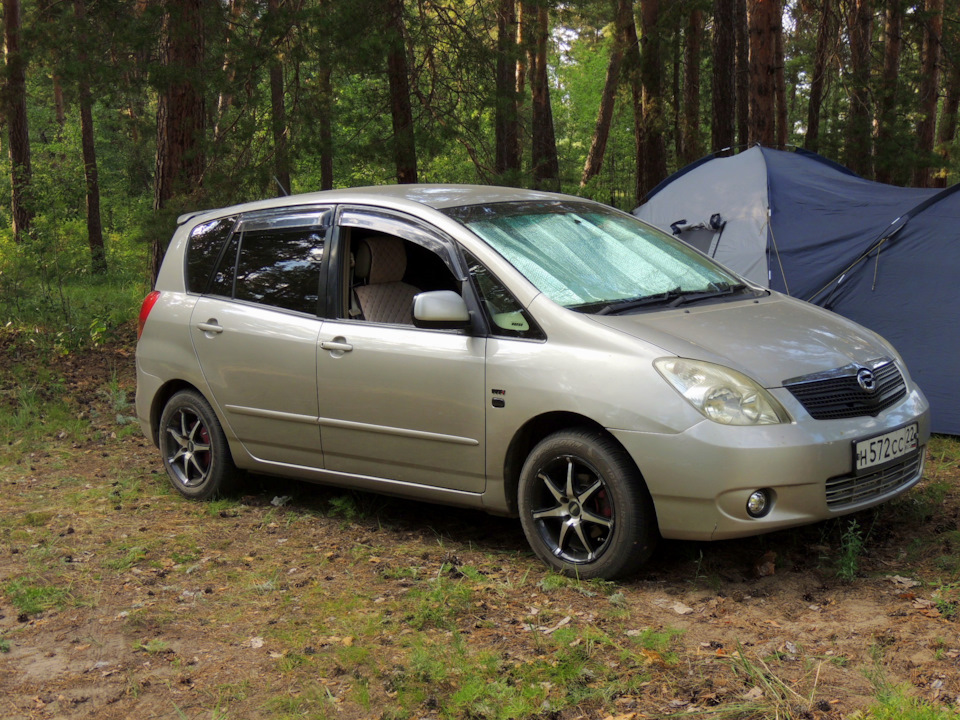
[594,283,759,316]
[665,282,753,308]
[596,287,684,315]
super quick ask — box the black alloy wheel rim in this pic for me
[530,454,615,564]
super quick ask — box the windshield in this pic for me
[443,201,745,313]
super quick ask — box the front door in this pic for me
[315,210,486,492]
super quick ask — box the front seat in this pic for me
[353,236,420,324]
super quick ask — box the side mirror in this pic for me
[412,290,471,330]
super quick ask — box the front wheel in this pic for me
[158,390,236,500]
[518,428,657,580]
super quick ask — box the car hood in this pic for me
[587,294,895,388]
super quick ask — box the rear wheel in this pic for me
[518,428,657,579]
[159,390,235,500]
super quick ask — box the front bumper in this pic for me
[610,387,930,541]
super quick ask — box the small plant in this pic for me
[0,637,10,653]
[5,578,71,615]
[727,645,821,719]
[836,519,865,581]
[133,638,170,654]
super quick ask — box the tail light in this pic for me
[137,291,161,340]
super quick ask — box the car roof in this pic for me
[178,184,590,226]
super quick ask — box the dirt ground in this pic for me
[1,335,959,719]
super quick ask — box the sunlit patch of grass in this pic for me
[405,576,473,630]
[5,577,72,615]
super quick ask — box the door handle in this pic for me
[196,319,223,334]
[320,340,353,353]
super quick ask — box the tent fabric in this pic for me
[635,148,772,286]
[633,146,959,435]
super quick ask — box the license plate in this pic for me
[854,423,919,473]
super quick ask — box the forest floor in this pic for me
[1,331,960,720]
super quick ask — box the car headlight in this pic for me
[654,358,790,426]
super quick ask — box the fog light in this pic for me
[746,489,771,518]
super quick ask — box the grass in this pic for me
[2,308,960,718]
[5,577,72,616]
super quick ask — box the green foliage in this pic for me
[837,519,866,582]
[4,577,71,616]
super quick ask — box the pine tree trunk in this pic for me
[527,0,560,191]
[805,0,834,153]
[874,0,902,183]
[215,0,244,140]
[3,0,33,242]
[385,0,418,184]
[913,0,943,187]
[639,0,667,198]
[267,0,291,196]
[621,1,644,203]
[495,0,521,183]
[318,66,334,190]
[735,0,750,148]
[75,0,106,274]
[774,17,787,148]
[711,0,736,153]
[153,0,206,282]
[681,8,702,164]
[844,0,873,177]
[581,0,630,188]
[933,60,960,188]
[747,0,778,147]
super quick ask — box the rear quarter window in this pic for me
[186,216,237,293]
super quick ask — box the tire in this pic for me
[158,390,236,500]
[518,428,657,580]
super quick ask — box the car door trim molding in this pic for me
[225,404,318,426]
[225,404,480,446]
[318,416,480,446]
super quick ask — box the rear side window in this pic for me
[186,217,236,293]
[233,229,325,315]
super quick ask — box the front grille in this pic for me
[784,359,906,420]
[825,450,924,509]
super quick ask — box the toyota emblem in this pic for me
[857,368,876,392]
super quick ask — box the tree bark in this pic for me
[681,8,703,164]
[215,0,244,141]
[844,0,873,177]
[268,0,291,196]
[153,0,206,281]
[621,1,644,203]
[874,0,902,183]
[495,0,521,183]
[735,0,750,147]
[913,0,943,187]
[581,0,630,188]
[774,15,787,148]
[639,0,667,198]
[385,0,418,184]
[3,0,33,242]
[711,0,736,153]
[933,46,960,187]
[747,0,778,147]
[527,0,560,191]
[804,0,834,153]
[75,0,107,274]
[318,66,334,190]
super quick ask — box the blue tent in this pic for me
[635,146,960,434]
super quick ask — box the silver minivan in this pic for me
[136,185,930,579]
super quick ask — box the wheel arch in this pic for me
[501,411,647,516]
[149,380,210,445]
